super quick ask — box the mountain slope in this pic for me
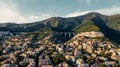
[106,15,120,31]
[0,12,119,32]
[73,20,100,33]
[0,12,120,44]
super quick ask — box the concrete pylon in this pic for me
[65,33,67,37]
[68,33,71,38]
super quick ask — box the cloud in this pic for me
[86,0,92,4]
[19,14,52,23]
[40,14,52,20]
[0,0,52,23]
[0,0,120,23]
[77,0,96,4]
[0,4,37,23]
[0,4,52,23]
[65,6,120,17]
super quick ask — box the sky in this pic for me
[0,0,120,23]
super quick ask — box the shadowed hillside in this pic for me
[92,16,120,44]
[0,12,120,44]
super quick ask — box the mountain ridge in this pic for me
[0,12,120,32]
[1,12,120,44]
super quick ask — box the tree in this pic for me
[50,53,65,65]
[99,64,106,67]
[22,62,29,67]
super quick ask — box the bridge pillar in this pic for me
[65,33,67,37]
[68,33,71,38]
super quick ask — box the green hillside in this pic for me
[73,20,100,34]
[107,19,120,31]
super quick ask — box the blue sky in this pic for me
[0,0,120,23]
